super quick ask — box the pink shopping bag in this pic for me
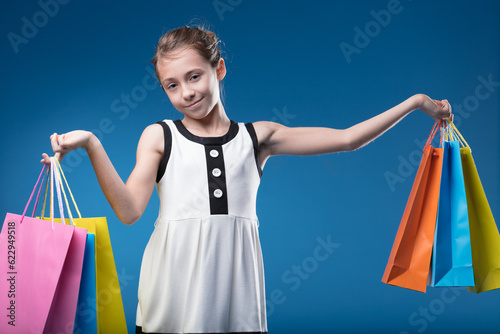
[43,157,87,334]
[44,227,87,333]
[0,165,75,333]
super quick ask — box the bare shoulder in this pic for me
[252,121,285,145]
[137,123,165,155]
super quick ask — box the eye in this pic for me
[166,83,177,91]
[190,74,200,81]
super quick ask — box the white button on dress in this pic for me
[212,168,221,177]
[210,149,219,158]
[213,189,223,198]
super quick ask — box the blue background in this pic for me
[1,0,499,333]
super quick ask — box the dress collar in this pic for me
[173,119,239,145]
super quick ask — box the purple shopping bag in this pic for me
[0,165,75,333]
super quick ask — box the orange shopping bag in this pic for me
[382,121,444,292]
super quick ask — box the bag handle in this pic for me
[50,159,54,222]
[446,120,469,148]
[52,157,81,226]
[54,157,82,219]
[41,167,50,220]
[41,157,82,226]
[50,157,67,226]
[424,119,444,149]
[441,121,452,142]
[31,165,48,218]
[20,159,65,229]
[20,164,47,224]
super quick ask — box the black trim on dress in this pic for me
[204,145,229,215]
[156,121,172,183]
[173,119,239,146]
[244,123,263,178]
[136,326,267,334]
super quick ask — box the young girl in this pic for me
[42,25,451,334]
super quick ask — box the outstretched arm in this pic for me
[253,94,452,165]
[41,124,164,225]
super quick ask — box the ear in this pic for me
[216,58,226,81]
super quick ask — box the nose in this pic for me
[181,84,195,101]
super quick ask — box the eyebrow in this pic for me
[162,68,204,85]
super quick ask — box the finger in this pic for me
[40,153,51,165]
[55,152,65,162]
[50,133,60,152]
[443,100,449,109]
[444,99,452,117]
[433,99,445,108]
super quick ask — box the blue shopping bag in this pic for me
[74,233,97,334]
[431,131,475,286]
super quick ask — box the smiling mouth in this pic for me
[186,97,203,108]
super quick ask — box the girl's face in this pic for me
[156,47,225,121]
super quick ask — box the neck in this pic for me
[182,101,230,137]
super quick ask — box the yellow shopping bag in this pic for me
[449,122,500,293]
[42,159,129,332]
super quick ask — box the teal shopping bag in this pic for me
[431,128,475,286]
[74,233,97,334]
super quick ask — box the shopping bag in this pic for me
[93,216,128,334]
[431,130,474,287]
[39,163,98,332]
[44,228,87,333]
[0,165,75,333]
[382,121,444,292]
[46,158,128,333]
[43,219,127,333]
[74,232,98,334]
[43,158,88,334]
[449,122,500,293]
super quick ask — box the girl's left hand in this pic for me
[414,94,453,122]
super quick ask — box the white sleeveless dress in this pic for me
[136,120,267,334]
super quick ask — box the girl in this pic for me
[42,25,452,334]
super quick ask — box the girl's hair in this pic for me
[151,25,222,79]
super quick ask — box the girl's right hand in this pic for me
[41,130,94,165]
[414,94,452,122]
